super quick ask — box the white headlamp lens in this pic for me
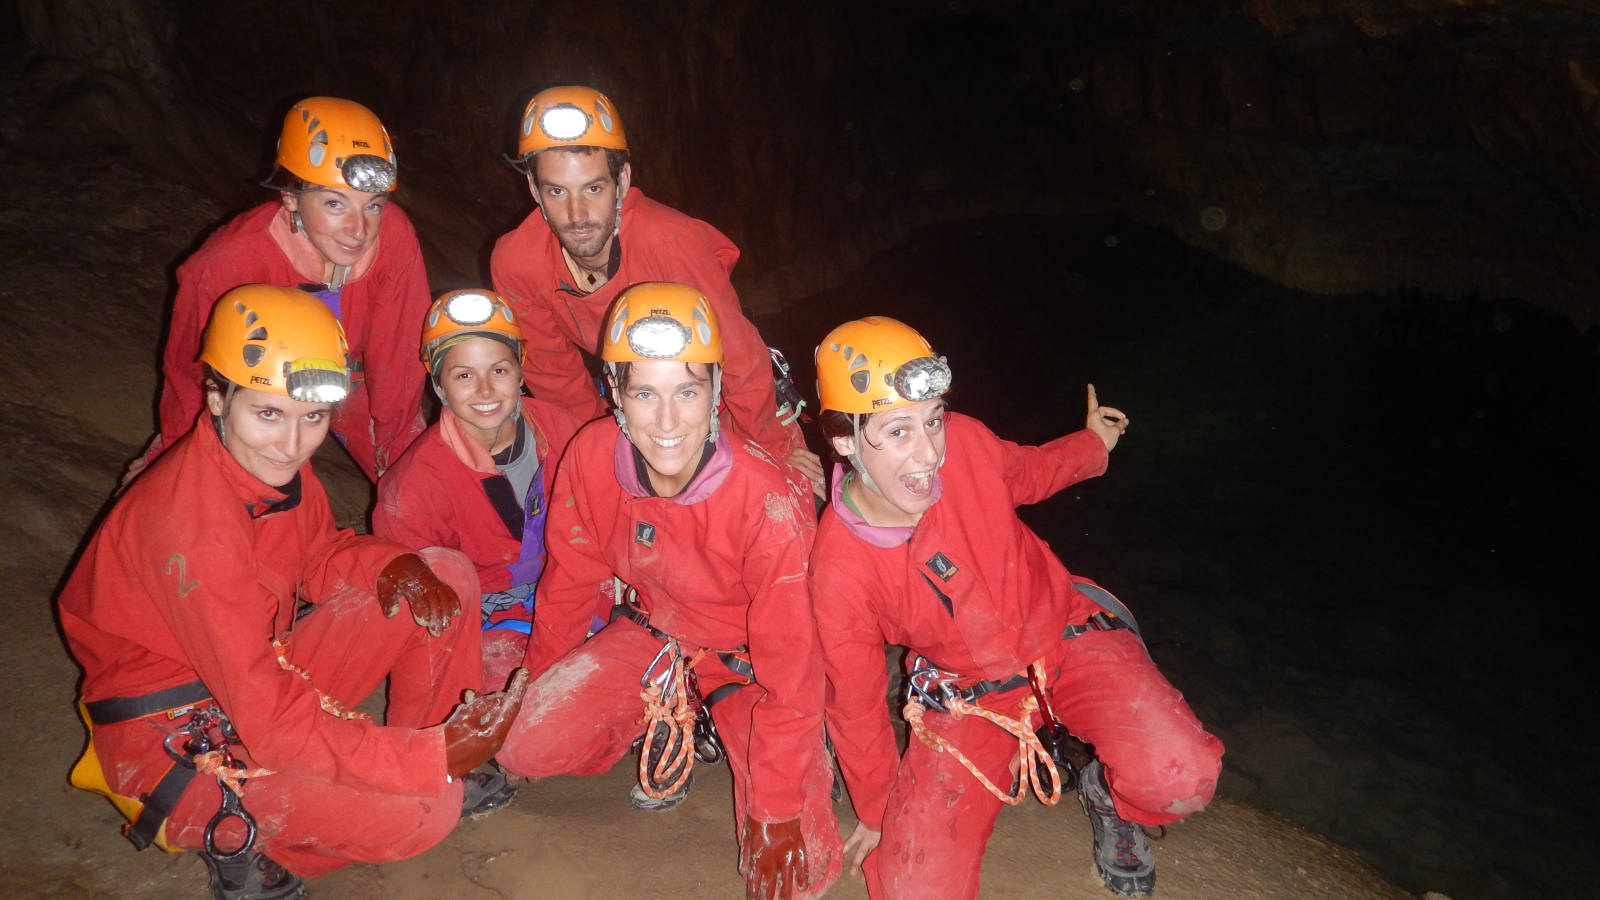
[445,292,495,326]
[284,359,352,403]
[892,357,952,402]
[540,104,591,141]
[626,316,692,359]
[341,154,396,192]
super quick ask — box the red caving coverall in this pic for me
[374,397,582,689]
[490,189,804,463]
[812,413,1223,900]
[59,419,483,878]
[495,420,842,896]
[151,200,431,479]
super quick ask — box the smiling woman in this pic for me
[130,96,432,486]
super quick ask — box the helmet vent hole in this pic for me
[245,326,268,342]
[850,370,872,393]
[244,312,258,327]
[235,302,247,314]
[851,352,868,370]
[242,344,266,368]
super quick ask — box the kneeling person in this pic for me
[376,289,584,689]
[496,283,842,900]
[811,318,1223,899]
[60,286,527,900]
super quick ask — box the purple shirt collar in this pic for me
[613,427,733,504]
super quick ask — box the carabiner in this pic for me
[203,781,258,863]
[163,723,210,764]
[641,639,681,694]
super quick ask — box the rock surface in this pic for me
[8,1,1600,320]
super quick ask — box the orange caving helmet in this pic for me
[816,317,951,416]
[200,285,352,402]
[601,282,722,366]
[514,85,628,161]
[421,289,525,377]
[272,97,397,193]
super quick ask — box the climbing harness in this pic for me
[614,589,753,793]
[902,655,1063,807]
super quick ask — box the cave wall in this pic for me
[5,0,1600,323]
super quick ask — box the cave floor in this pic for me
[0,152,1428,900]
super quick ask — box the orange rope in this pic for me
[902,660,1062,807]
[192,750,272,797]
[273,639,372,721]
[635,646,705,799]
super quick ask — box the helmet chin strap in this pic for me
[848,414,885,496]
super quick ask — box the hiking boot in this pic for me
[460,768,518,819]
[629,771,693,811]
[200,850,306,900]
[1078,760,1156,897]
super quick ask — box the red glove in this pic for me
[741,817,811,900]
[444,668,530,778]
[378,553,462,637]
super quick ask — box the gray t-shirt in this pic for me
[491,416,539,508]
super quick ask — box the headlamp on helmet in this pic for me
[340,154,396,193]
[890,356,952,405]
[624,315,694,359]
[539,104,592,141]
[284,358,352,403]
[443,290,497,327]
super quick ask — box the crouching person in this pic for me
[375,289,584,689]
[60,285,528,900]
[495,283,843,900]
[810,318,1223,899]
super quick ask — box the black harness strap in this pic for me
[84,680,211,726]
[126,759,197,850]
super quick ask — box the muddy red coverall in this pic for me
[496,421,842,895]
[153,200,431,479]
[59,419,483,878]
[489,189,803,462]
[812,413,1223,900]
[374,397,582,688]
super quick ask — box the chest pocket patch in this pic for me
[635,521,657,548]
[926,552,959,581]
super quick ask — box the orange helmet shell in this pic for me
[421,289,524,373]
[201,285,352,401]
[816,317,949,415]
[276,97,397,192]
[516,86,627,159]
[601,283,722,365]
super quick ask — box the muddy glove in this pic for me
[378,553,461,637]
[444,668,530,778]
[741,817,811,900]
